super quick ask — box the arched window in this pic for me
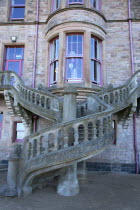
[91,0,100,10]
[66,34,83,82]
[91,36,101,84]
[50,37,59,85]
[68,0,83,4]
[52,0,60,12]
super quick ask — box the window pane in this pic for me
[66,58,82,79]
[12,0,25,5]
[7,61,20,74]
[11,7,25,19]
[91,61,100,83]
[67,34,83,56]
[15,47,24,59]
[50,61,58,84]
[91,37,100,60]
[6,48,15,59]
[17,122,24,131]
[69,0,83,3]
[50,38,59,61]
[17,131,25,139]
[91,0,100,10]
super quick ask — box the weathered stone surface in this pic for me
[57,164,79,196]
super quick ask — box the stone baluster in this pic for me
[63,127,69,148]
[54,131,58,151]
[44,134,49,154]
[119,90,122,102]
[107,94,110,105]
[108,116,112,132]
[74,125,79,145]
[93,120,97,139]
[83,121,88,142]
[99,118,103,137]
[36,137,40,156]
[28,142,32,160]
[29,140,33,158]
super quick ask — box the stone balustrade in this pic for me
[23,113,113,161]
[98,70,140,106]
[0,71,61,115]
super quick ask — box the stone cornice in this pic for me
[46,7,106,23]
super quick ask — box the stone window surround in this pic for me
[12,121,25,143]
[47,26,104,88]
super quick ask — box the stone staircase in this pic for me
[0,70,140,197]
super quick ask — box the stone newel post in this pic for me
[57,86,79,196]
[6,144,21,196]
[63,86,78,122]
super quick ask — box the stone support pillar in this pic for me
[57,87,79,196]
[63,86,77,122]
[57,163,79,196]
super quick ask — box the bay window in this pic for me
[4,46,24,76]
[10,0,25,20]
[68,0,83,4]
[50,37,59,85]
[91,0,100,10]
[52,0,60,11]
[66,34,83,82]
[91,37,101,84]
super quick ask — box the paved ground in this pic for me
[0,171,140,210]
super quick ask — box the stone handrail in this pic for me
[97,70,140,106]
[0,71,62,121]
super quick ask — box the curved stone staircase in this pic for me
[0,70,140,197]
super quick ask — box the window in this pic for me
[4,46,24,76]
[0,113,3,139]
[13,122,25,142]
[50,37,59,85]
[68,0,83,4]
[91,0,100,10]
[66,34,83,82]
[52,0,60,11]
[10,0,25,20]
[91,37,101,84]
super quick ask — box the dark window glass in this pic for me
[68,0,83,4]
[50,37,59,85]
[91,37,101,84]
[10,0,25,20]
